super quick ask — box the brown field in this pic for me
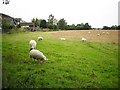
[49,30,119,44]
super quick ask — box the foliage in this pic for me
[66,23,91,30]
[47,14,58,30]
[40,19,47,28]
[116,25,120,30]
[102,25,120,30]
[2,18,15,33]
[66,24,76,30]
[84,23,91,30]
[57,18,67,30]
[31,18,40,27]
[102,26,111,30]
[48,14,54,25]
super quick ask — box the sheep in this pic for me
[29,40,37,50]
[60,38,66,41]
[102,32,105,35]
[30,49,47,62]
[97,34,100,36]
[82,37,86,42]
[38,36,43,41]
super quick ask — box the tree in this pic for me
[40,19,47,28]
[102,26,111,30]
[57,18,67,30]
[31,18,36,24]
[84,23,91,30]
[117,25,120,30]
[48,14,54,25]
[35,18,40,27]
[2,18,15,33]
[111,25,117,30]
[66,24,76,30]
[31,18,40,27]
[76,23,84,30]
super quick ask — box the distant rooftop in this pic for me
[0,13,14,19]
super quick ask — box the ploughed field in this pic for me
[2,30,119,88]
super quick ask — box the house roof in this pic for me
[14,18,22,22]
[20,22,34,26]
[0,13,14,19]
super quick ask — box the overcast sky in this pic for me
[0,0,119,28]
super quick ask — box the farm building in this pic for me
[0,13,21,33]
[1,13,35,33]
[20,22,35,31]
[0,13,17,25]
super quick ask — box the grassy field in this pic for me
[2,30,119,88]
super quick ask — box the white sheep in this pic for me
[29,40,37,50]
[102,32,105,34]
[97,34,100,36]
[60,38,66,41]
[38,36,43,41]
[82,37,86,42]
[30,49,47,62]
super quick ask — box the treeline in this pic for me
[31,14,91,30]
[2,14,120,33]
[102,25,120,30]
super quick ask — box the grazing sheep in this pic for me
[97,34,100,36]
[60,38,66,40]
[30,49,47,62]
[102,32,105,35]
[82,37,86,42]
[38,36,43,41]
[29,40,37,50]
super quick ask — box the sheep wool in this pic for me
[97,34,100,36]
[29,40,37,50]
[60,38,66,40]
[38,36,43,41]
[82,37,86,42]
[30,49,47,62]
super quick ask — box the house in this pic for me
[1,13,35,33]
[20,22,35,31]
[0,13,17,33]
[0,13,16,25]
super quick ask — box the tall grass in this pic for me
[2,31,118,88]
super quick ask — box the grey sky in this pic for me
[0,0,119,28]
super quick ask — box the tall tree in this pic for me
[31,18,36,24]
[84,23,91,30]
[31,18,40,27]
[57,18,67,30]
[40,19,47,28]
[48,14,54,25]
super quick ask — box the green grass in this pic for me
[2,31,119,88]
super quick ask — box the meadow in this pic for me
[2,30,119,88]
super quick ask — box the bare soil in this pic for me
[49,30,119,44]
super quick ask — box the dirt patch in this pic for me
[49,30,119,44]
